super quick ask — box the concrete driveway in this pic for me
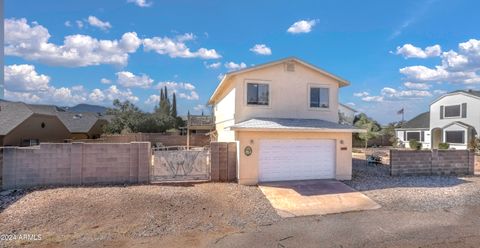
[259,180,381,217]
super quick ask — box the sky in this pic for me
[3,0,480,123]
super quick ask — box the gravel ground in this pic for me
[344,159,480,211]
[0,183,280,247]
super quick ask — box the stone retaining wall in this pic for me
[390,149,475,176]
[2,142,150,189]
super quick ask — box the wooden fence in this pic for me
[210,142,237,182]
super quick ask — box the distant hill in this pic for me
[62,104,109,114]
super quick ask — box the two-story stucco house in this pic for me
[396,90,480,150]
[208,57,363,185]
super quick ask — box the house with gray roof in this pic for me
[396,89,480,149]
[0,101,111,146]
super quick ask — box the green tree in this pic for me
[104,99,144,134]
[354,113,381,150]
[171,92,177,117]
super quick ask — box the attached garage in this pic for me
[259,139,335,182]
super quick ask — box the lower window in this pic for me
[406,132,420,141]
[445,131,465,144]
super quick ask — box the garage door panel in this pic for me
[259,139,335,182]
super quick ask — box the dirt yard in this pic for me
[0,183,280,247]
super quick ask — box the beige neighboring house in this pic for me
[208,57,364,185]
[0,101,110,146]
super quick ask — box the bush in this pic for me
[438,143,450,150]
[409,139,422,150]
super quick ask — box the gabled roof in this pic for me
[431,89,480,105]
[442,121,473,130]
[209,57,350,104]
[399,111,430,129]
[229,118,364,132]
[56,112,105,133]
[0,101,35,136]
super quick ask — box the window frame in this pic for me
[443,104,462,118]
[308,84,331,111]
[244,80,271,107]
[406,131,421,142]
[444,130,465,144]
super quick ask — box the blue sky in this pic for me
[3,0,480,123]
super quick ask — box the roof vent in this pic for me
[285,62,295,72]
[73,114,83,119]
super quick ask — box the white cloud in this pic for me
[76,20,84,28]
[353,91,369,97]
[345,102,356,106]
[287,19,318,34]
[224,61,247,71]
[143,33,221,59]
[5,18,141,67]
[204,61,222,69]
[250,44,272,55]
[403,82,431,90]
[433,89,447,95]
[116,71,153,88]
[127,0,152,7]
[396,44,442,58]
[193,104,208,112]
[64,21,72,27]
[154,81,199,101]
[100,78,112,84]
[87,16,112,31]
[4,64,50,92]
[179,91,199,100]
[144,94,160,104]
[399,39,480,84]
[354,87,432,102]
[89,85,139,103]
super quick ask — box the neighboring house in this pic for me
[396,90,480,149]
[0,101,71,146]
[57,112,109,139]
[395,112,431,149]
[208,57,363,185]
[338,103,357,125]
[0,101,110,146]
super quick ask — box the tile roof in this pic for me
[230,118,363,132]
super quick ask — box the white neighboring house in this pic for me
[338,103,357,125]
[396,90,480,149]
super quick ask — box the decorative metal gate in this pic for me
[151,149,210,182]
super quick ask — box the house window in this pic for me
[445,131,465,144]
[246,83,269,105]
[22,139,40,147]
[444,105,461,118]
[406,132,421,141]
[310,87,329,108]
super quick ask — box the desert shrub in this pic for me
[438,142,450,150]
[409,139,422,150]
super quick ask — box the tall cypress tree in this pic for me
[171,93,177,117]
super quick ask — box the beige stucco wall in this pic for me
[214,87,236,142]
[231,61,340,123]
[3,114,71,146]
[236,131,352,185]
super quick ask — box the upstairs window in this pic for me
[445,131,465,144]
[444,105,461,118]
[247,83,269,106]
[310,87,329,108]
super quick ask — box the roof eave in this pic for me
[228,127,365,133]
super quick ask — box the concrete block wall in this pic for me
[2,142,150,189]
[474,155,480,175]
[75,133,210,147]
[390,149,474,176]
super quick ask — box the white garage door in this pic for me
[259,139,335,182]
